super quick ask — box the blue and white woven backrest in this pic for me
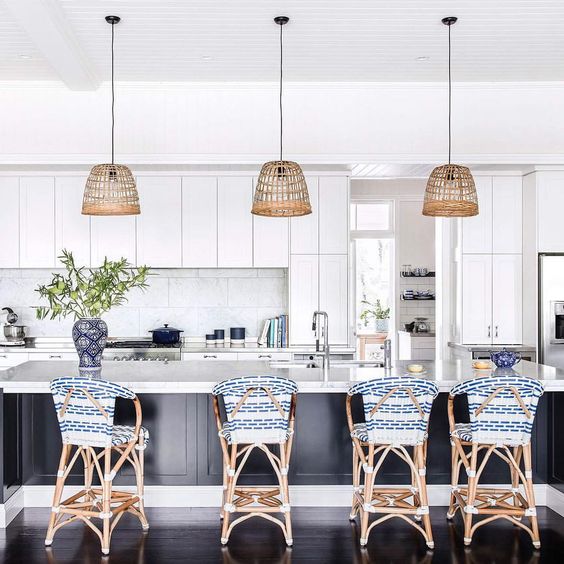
[50,377,136,448]
[451,375,544,446]
[212,376,298,444]
[348,377,439,446]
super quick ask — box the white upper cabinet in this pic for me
[91,216,136,266]
[319,176,349,254]
[462,176,492,254]
[537,171,564,252]
[290,176,318,254]
[0,178,19,268]
[136,177,182,267]
[492,254,522,344]
[253,178,289,268]
[492,177,522,254]
[289,254,319,345]
[20,177,55,268]
[461,254,493,344]
[182,177,217,267]
[55,177,90,267]
[217,177,253,267]
[319,254,349,344]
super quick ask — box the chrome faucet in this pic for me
[312,311,330,381]
[383,338,392,369]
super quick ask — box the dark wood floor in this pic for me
[0,507,563,563]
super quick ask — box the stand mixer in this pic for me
[0,307,26,346]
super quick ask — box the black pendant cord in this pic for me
[111,20,115,165]
[447,21,451,165]
[279,21,283,163]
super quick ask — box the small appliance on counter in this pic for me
[0,307,26,346]
[414,317,431,333]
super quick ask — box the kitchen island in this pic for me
[0,359,562,526]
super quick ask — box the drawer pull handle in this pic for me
[258,354,272,359]
[0,354,7,359]
[204,355,217,359]
[49,355,62,359]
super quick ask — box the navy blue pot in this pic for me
[72,318,108,378]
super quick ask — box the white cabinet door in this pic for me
[0,178,19,267]
[253,211,289,268]
[289,254,319,345]
[137,177,182,267]
[462,176,492,254]
[319,254,349,344]
[91,216,136,265]
[492,177,522,254]
[217,177,253,267]
[492,254,522,345]
[20,177,55,267]
[290,176,318,254]
[462,254,492,344]
[537,172,564,252]
[182,177,217,267]
[55,177,90,266]
[319,176,349,254]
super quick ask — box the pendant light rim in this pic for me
[105,15,121,25]
[441,16,458,26]
[274,16,290,26]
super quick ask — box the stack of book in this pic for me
[258,315,288,348]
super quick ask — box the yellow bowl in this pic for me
[407,364,424,373]
[473,361,491,370]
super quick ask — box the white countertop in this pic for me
[2,359,564,394]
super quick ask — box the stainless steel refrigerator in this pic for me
[540,254,564,368]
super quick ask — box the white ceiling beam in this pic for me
[4,0,99,90]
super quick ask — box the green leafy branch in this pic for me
[360,299,390,325]
[35,249,152,321]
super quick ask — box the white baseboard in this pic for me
[0,483,553,529]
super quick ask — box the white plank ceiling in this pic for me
[1,0,564,84]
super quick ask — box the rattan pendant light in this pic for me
[423,17,478,218]
[252,16,311,217]
[82,16,140,216]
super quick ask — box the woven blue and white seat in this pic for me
[347,377,439,549]
[212,376,298,547]
[46,377,149,555]
[447,375,544,548]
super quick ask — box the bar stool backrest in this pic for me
[212,376,298,444]
[450,375,544,446]
[50,377,136,448]
[348,376,439,446]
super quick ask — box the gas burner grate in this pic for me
[106,340,182,349]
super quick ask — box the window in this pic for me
[350,202,392,232]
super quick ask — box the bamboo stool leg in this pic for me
[136,440,149,530]
[101,448,112,555]
[416,444,434,549]
[350,444,360,520]
[447,443,460,519]
[221,444,238,545]
[220,463,227,521]
[45,444,71,546]
[463,444,478,546]
[359,444,375,547]
[523,444,541,549]
[280,442,293,546]
[511,446,523,523]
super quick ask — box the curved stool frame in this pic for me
[347,378,438,549]
[212,377,297,547]
[447,377,543,548]
[45,378,149,555]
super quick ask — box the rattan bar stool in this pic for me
[347,376,439,549]
[212,376,298,546]
[45,377,149,555]
[447,375,544,548]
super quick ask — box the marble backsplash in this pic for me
[0,268,287,339]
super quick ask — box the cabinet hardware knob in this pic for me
[487,325,491,338]
[495,326,499,338]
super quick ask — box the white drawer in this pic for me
[411,338,436,349]
[237,352,292,361]
[0,353,29,367]
[29,352,78,361]
[182,352,239,361]
[411,349,435,361]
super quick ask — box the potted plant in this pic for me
[360,299,390,332]
[35,250,151,377]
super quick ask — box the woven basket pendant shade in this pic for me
[83,164,140,216]
[82,16,140,216]
[252,160,311,217]
[423,164,478,217]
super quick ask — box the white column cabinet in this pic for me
[182,177,218,267]
[537,172,564,252]
[55,177,90,266]
[217,177,253,267]
[0,178,20,267]
[91,216,136,265]
[289,254,319,345]
[462,177,493,254]
[319,177,349,254]
[492,254,522,344]
[492,177,522,254]
[319,254,349,344]
[20,177,55,268]
[290,176,318,254]
[136,177,182,267]
[462,254,493,344]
